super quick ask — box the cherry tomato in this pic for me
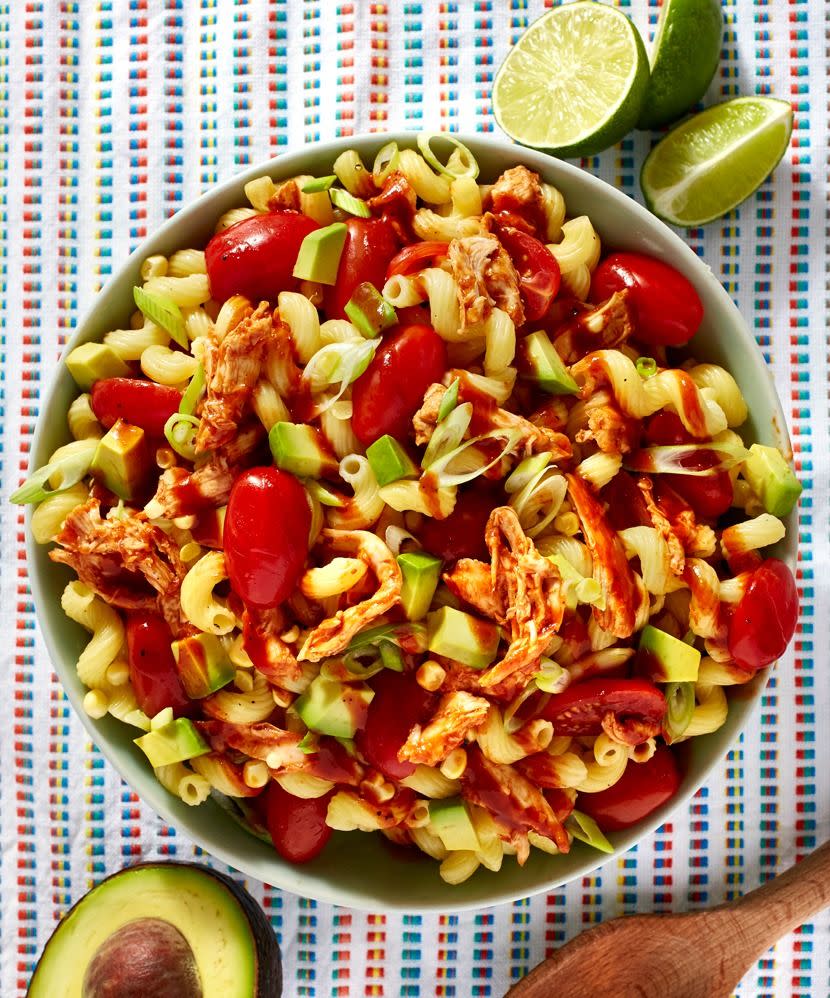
[205,210,320,304]
[91,378,182,438]
[126,611,193,718]
[263,781,333,864]
[728,558,798,671]
[497,226,561,322]
[351,323,447,445]
[386,241,449,278]
[541,678,667,739]
[644,411,733,519]
[355,671,436,781]
[577,744,681,832]
[418,488,498,562]
[590,251,703,347]
[324,217,400,320]
[224,467,311,609]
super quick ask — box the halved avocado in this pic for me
[27,862,282,998]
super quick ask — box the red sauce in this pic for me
[307,737,363,786]
[367,171,417,243]
[461,750,528,834]
[418,471,446,520]
[675,371,708,438]
[456,374,499,436]
[169,474,216,517]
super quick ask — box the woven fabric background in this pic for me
[1,1,828,995]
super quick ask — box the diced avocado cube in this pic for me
[345,282,398,338]
[90,419,152,500]
[366,434,419,487]
[429,797,481,852]
[638,625,701,683]
[172,632,235,699]
[520,330,578,395]
[65,342,130,391]
[292,222,348,286]
[134,717,210,769]
[427,606,500,670]
[398,551,443,621]
[742,443,802,518]
[269,421,339,479]
[294,676,375,739]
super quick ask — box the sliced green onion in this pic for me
[427,427,522,488]
[635,356,658,378]
[164,412,200,461]
[10,438,98,505]
[534,658,569,694]
[437,378,460,424]
[416,132,480,180]
[663,681,696,744]
[504,453,552,494]
[133,285,188,349]
[346,621,428,654]
[423,402,472,468]
[624,440,749,477]
[338,651,385,681]
[566,811,614,854]
[504,682,548,735]
[329,187,371,218]
[546,554,605,611]
[306,480,345,508]
[372,141,400,184]
[179,362,206,416]
[302,175,337,193]
[344,282,397,338]
[682,630,696,645]
[297,731,320,754]
[302,339,377,413]
[379,640,405,672]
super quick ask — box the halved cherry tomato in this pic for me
[418,488,498,562]
[541,678,667,739]
[324,217,400,320]
[728,558,798,672]
[91,378,182,438]
[355,671,436,781]
[263,781,333,864]
[351,323,447,445]
[644,411,733,519]
[224,467,311,609]
[496,226,561,323]
[126,611,193,718]
[590,251,703,347]
[577,744,681,832]
[205,210,320,304]
[386,241,449,278]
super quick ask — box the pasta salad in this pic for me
[17,136,801,885]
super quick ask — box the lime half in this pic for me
[641,97,793,226]
[637,0,723,130]
[493,1,649,158]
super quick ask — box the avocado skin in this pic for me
[27,862,282,998]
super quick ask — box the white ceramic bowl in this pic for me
[28,133,795,911]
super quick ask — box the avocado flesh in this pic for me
[520,330,578,395]
[397,551,442,621]
[427,605,500,669]
[269,421,339,478]
[742,443,802,517]
[172,632,235,699]
[27,863,280,998]
[292,222,347,285]
[367,434,419,487]
[430,797,480,852]
[65,342,131,390]
[134,718,210,769]
[90,419,152,500]
[295,676,374,739]
[638,625,700,682]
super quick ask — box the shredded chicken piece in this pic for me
[567,474,648,639]
[242,606,302,687]
[367,171,417,242]
[601,710,662,747]
[652,480,717,558]
[447,234,525,328]
[638,476,686,575]
[50,498,189,635]
[552,291,633,365]
[478,507,565,689]
[462,747,570,857]
[267,179,301,212]
[398,691,490,767]
[412,383,447,446]
[197,720,306,772]
[575,388,640,455]
[443,558,503,620]
[298,530,402,661]
[196,301,275,454]
[488,165,547,237]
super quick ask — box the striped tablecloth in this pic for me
[2,2,828,995]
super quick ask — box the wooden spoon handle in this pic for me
[722,840,830,958]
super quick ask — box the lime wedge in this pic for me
[637,0,723,130]
[493,1,649,158]
[640,97,793,226]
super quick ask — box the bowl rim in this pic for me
[27,130,795,912]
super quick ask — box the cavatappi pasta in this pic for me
[17,136,800,886]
